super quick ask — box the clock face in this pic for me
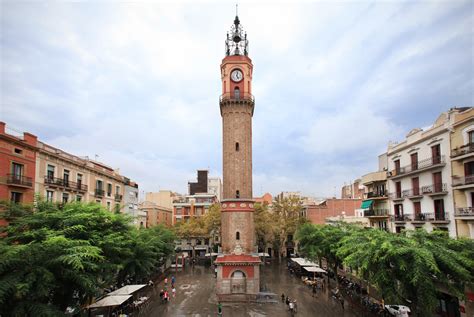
[231,69,243,82]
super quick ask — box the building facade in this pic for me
[140,201,172,228]
[387,112,456,236]
[124,180,143,227]
[215,15,260,302]
[0,122,37,210]
[304,198,363,225]
[449,107,474,238]
[341,179,365,199]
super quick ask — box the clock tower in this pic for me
[215,14,261,302]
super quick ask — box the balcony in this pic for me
[44,176,87,192]
[409,213,428,223]
[421,183,448,196]
[95,189,105,198]
[219,92,255,106]
[403,188,423,199]
[451,143,474,159]
[388,155,446,180]
[115,194,123,202]
[388,192,406,201]
[366,192,388,199]
[392,214,409,223]
[423,212,450,223]
[452,175,474,189]
[364,209,389,217]
[454,207,474,218]
[7,174,33,188]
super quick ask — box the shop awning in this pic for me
[360,200,373,209]
[87,295,132,308]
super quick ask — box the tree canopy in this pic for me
[296,223,474,316]
[0,200,175,316]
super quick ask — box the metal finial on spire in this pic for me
[225,7,248,56]
[236,4,238,16]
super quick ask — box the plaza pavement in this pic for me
[145,260,371,317]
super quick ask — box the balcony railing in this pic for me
[95,189,105,197]
[367,192,387,199]
[408,213,428,222]
[44,176,87,192]
[451,143,474,157]
[452,175,474,187]
[392,214,409,222]
[7,174,33,187]
[219,92,255,104]
[389,155,445,178]
[455,207,474,217]
[423,212,448,222]
[403,188,422,198]
[421,183,447,195]
[388,192,406,199]
[114,194,123,202]
[364,209,389,217]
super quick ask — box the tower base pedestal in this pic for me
[215,254,261,302]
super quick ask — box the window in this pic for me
[235,142,240,151]
[62,193,69,204]
[410,153,418,170]
[46,190,54,202]
[394,160,401,174]
[11,162,23,178]
[464,161,474,177]
[236,231,240,240]
[413,201,421,218]
[63,170,70,186]
[431,144,441,164]
[234,87,240,100]
[11,192,22,203]
[77,173,83,187]
[107,202,111,210]
[395,181,402,198]
[434,199,445,220]
[96,180,103,190]
[76,195,82,202]
[236,190,240,198]
[116,185,120,194]
[469,131,474,144]
[412,177,419,195]
[107,183,112,196]
[47,165,55,180]
[433,172,443,192]
[394,204,403,217]
[14,148,22,155]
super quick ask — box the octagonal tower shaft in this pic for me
[220,55,254,200]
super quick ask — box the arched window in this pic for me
[235,142,239,151]
[234,87,240,100]
[236,231,240,240]
[236,190,240,198]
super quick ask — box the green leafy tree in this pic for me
[254,202,273,255]
[0,200,175,316]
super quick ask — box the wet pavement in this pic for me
[144,261,371,316]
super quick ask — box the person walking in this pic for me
[281,293,285,302]
[159,289,164,303]
[164,277,168,287]
[285,296,290,306]
[293,300,298,313]
[218,302,223,316]
[163,290,169,303]
[171,275,176,285]
[172,287,176,298]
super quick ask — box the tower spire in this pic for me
[225,8,248,56]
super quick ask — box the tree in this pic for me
[271,196,308,261]
[0,200,175,316]
[254,202,273,255]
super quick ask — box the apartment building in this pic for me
[387,111,456,236]
[173,193,218,224]
[0,122,37,209]
[360,153,389,230]
[208,176,223,202]
[145,190,174,210]
[140,201,172,227]
[341,179,365,199]
[450,107,474,238]
[124,179,144,227]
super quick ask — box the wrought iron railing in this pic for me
[44,176,87,191]
[452,175,474,187]
[403,188,422,198]
[423,212,448,221]
[114,194,123,202]
[364,209,389,217]
[367,192,387,198]
[219,92,255,104]
[392,214,409,222]
[451,143,474,157]
[95,189,105,197]
[389,155,445,177]
[388,191,406,199]
[421,183,447,194]
[455,207,474,217]
[409,213,427,221]
[7,174,33,187]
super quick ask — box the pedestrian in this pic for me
[293,300,298,313]
[159,289,164,302]
[164,277,168,286]
[289,301,294,312]
[148,279,154,287]
[281,293,285,302]
[285,296,290,306]
[218,302,222,316]
[164,290,169,302]
[172,287,176,298]
[171,275,176,285]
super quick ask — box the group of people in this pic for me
[281,293,298,313]
[159,275,177,304]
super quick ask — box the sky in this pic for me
[1,0,473,198]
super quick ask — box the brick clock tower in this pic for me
[215,14,261,302]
